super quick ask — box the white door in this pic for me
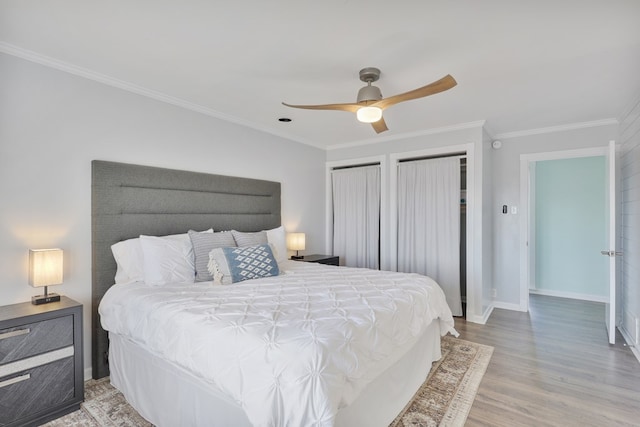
[603,140,619,344]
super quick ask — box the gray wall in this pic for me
[328,121,618,317]
[0,53,326,377]
[620,96,640,348]
[491,124,618,306]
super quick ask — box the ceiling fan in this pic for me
[282,67,457,134]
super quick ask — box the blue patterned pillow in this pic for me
[208,244,280,285]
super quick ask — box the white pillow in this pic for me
[265,226,287,263]
[112,229,212,286]
[111,238,144,285]
[140,234,196,286]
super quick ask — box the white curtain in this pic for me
[332,166,380,269]
[397,157,462,316]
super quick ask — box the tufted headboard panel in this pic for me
[91,160,281,378]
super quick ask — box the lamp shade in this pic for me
[286,233,306,251]
[29,249,63,287]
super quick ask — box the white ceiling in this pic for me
[2,1,639,149]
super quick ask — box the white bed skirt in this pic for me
[108,320,442,427]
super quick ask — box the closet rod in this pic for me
[331,162,380,171]
[398,151,466,163]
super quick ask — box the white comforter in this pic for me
[99,260,457,427]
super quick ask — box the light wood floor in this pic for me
[456,295,640,427]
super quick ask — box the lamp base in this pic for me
[291,255,304,260]
[32,293,61,305]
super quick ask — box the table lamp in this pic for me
[287,233,306,260]
[29,248,63,305]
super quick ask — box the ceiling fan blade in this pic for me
[373,74,457,110]
[371,117,388,133]
[282,102,361,113]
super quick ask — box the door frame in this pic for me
[390,143,477,320]
[325,155,387,267]
[519,146,608,312]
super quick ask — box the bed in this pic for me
[91,160,457,427]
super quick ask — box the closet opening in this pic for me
[329,162,382,269]
[396,152,467,318]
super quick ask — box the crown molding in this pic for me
[326,120,486,151]
[0,42,319,148]
[2,42,623,151]
[493,118,618,140]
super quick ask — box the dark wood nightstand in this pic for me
[293,254,340,266]
[0,296,83,427]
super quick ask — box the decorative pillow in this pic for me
[231,230,268,247]
[111,237,145,285]
[189,230,236,282]
[264,226,287,263]
[208,244,280,285]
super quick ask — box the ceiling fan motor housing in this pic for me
[357,85,382,103]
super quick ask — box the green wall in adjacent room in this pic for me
[535,156,607,297]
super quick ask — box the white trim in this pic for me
[467,304,494,324]
[528,163,537,291]
[325,121,486,151]
[492,301,527,312]
[495,119,619,140]
[520,145,609,314]
[0,42,319,148]
[529,289,608,303]
[618,326,640,365]
[389,143,478,320]
[519,157,529,312]
[522,146,608,162]
[325,156,387,269]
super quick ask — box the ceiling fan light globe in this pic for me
[357,106,382,123]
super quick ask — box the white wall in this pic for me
[620,96,640,351]
[491,124,618,306]
[0,53,326,376]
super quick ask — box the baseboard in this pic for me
[493,301,527,312]
[85,366,93,382]
[467,304,494,325]
[529,288,608,303]
[619,326,640,365]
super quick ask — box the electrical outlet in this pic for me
[491,288,497,298]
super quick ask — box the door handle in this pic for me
[600,250,623,257]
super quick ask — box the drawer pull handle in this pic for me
[0,373,30,389]
[0,328,30,340]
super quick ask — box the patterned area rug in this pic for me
[391,336,494,426]
[44,336,492,427]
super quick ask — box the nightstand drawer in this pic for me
[0,356,75,426]
[0,315,73,365]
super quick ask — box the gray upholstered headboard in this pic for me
[91,160,281,379]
